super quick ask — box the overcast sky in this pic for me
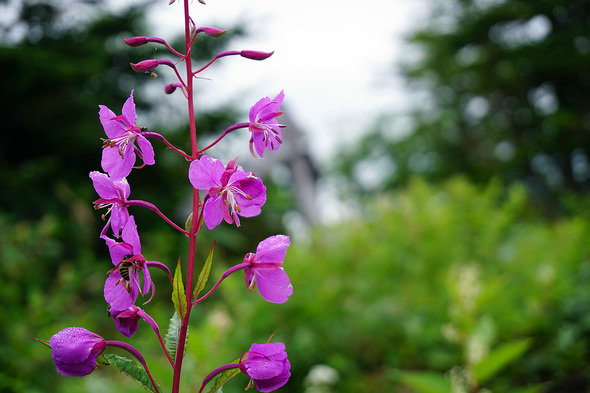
[137,0,427,163]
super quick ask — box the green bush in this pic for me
[212,177,590,393]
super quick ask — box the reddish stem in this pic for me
[171,2,199,392]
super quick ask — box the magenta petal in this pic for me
[121,217,141,254]
[255,362,291,392]
[104,237,133,265]
[256,235,290,263]
[121,90,137,126]
[252,132,266,158]
[110,204,129,237]
[249,97,271,123]
[136,134,155,165]
[101,145,135,179]
[104,271,136,311]
[110,306,141,337]
[141,264,151,295]
[189,155,224,190]
[203,196,225,230]
[99,106,125,138]
[255,268,293,303]
[89,171,119,199]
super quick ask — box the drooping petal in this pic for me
[254,360,291,392]
[136,134,155,165]
[189,155,224,191]
[251,131,267,158]
[203,195,225,230]
[141,263,151,295]
[256,235,290,264]
[254,268,293,304]
[101,143,135,179]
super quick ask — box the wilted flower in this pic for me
[99,90,155,179]
[248,91,285,159]
[89,171,130,237]
[189,155,266,230]
[239,342,291,392]
[244,235,292,303]
[49,327,106,377]
[103,216,152,312]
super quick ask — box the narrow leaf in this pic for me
[206,359,241,393]
[185,212,193,233]
[392,370,451,393]
[473,338,532,384]
[31,337,51,349]
[172,257,187,318]
[165,311,189,363]
[103,353,160,393]
[194,240,216,299]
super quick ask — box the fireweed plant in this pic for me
[33,1,293,392]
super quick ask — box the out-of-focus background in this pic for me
[2,0,590,392]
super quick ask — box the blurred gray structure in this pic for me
[241,112,319,226]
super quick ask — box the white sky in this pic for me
[140,0,427,163]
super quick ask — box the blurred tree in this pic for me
[339,0,590,208]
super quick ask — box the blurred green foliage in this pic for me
[212,178,590,393]
[4,1,590,393]
[339,0,590,209]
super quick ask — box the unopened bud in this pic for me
[240,50,274,61]
[123,36,148,47]
[130,59,160,73]
[165,83,180,94]
[203,27,227,37]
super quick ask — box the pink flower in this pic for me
[189,155,266,230]
[99,90,155,179]
[244,235,292,303]
[239,342,291,392]
[103,216,152,312]
[49,327,106,377]
[89,171,130,237]
[248,91,285,159]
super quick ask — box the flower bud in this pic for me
[240,50,274,61]
[165,84,177,95]
[203,27,227,37]
[123,36,148,47]
[130,59,160,73]
[49,327,106,377]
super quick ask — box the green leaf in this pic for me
[206,359,242,393]
[392,370,451,393]
[165,311,189,363]
[194,240,216,299]
[172,257,187,318]
[472,338,532,384]
[185,212,193,233]
[31,337,51,349]
[102,353,160,393]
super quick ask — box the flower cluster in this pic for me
[40,3,294,392]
